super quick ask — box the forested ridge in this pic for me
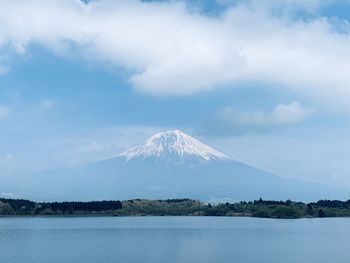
[1,197,350,219]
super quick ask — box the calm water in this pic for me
[0,216,349,263]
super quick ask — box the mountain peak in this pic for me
[119,130,230,162]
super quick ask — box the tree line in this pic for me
[1,197,350,218]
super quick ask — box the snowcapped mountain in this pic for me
[1,130,348,201]
[119,130,229,162]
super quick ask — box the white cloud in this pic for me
[39,99,55,111]
[270,102,313,124]
[77,141,112,153]
[0,153,15,166]
[0,65,7,75]
[0,1,349,110]
[0,47,12,74]
[0,105,10,119]
[232,0,334,13]
[3,153,15,162]
[207,101,312,135]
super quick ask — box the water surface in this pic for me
[0,216,349,263]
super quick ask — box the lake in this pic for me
[0,216,349,263]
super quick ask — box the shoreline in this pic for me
[1,214,349,219]
[1,197,350,219]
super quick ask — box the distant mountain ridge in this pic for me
[1,130,348,201]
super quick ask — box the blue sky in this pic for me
[1,0,350,186]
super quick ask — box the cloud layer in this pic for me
[203,101,313,135]
[0,105,10,119]
[221,101,312,125]
[0,0,350,110]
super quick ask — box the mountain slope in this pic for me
[1,130,348,201]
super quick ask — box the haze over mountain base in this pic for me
[2,130,348,202]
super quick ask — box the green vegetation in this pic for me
[0,198,122,216]
[0,201,15,215]
[1,197,350,219]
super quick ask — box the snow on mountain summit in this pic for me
[119,130,230,162]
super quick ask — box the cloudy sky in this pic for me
[1,0,350,186]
